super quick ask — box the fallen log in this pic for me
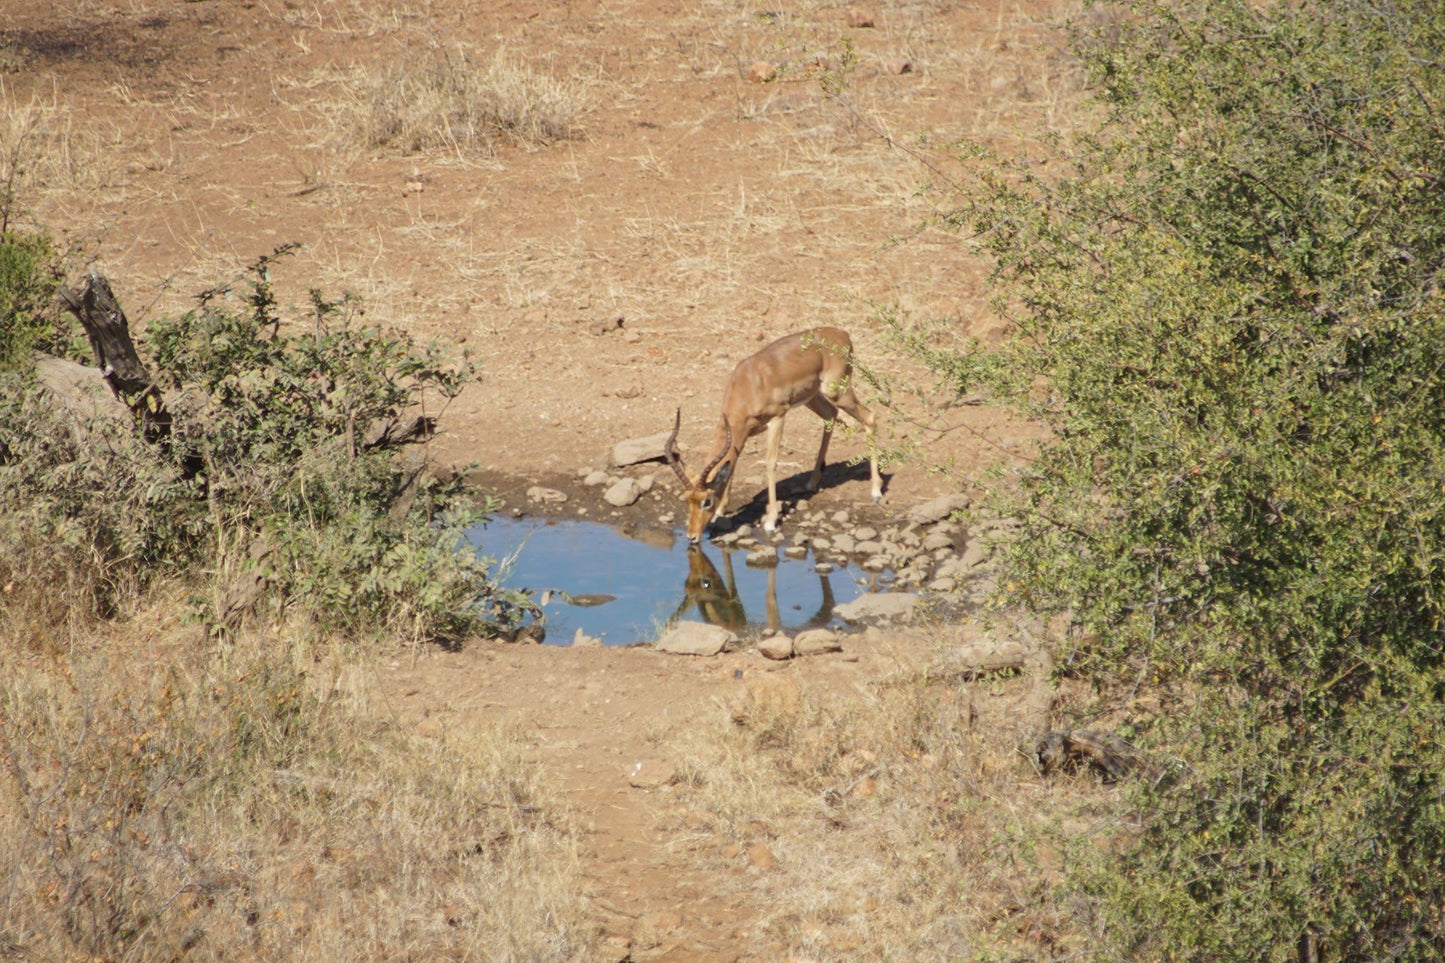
[1036,729,1145,781]
[935,639,1028,679]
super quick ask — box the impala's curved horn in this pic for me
[663,408,693,488]
[701,416,732,488]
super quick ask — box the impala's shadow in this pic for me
[715,459,891,532]
[669,544,838,633]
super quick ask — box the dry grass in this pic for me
[0,586,594,961]
[0,84,115,230]
[667,627,1112,958]
[343,44,591,155]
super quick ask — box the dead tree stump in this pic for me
[56,270,172,446]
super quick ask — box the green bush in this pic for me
[0,245,532,643]
[0,230,62,369]
[929,0,1445,956]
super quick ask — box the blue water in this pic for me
[464,516,881,645]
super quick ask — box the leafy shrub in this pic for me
[929,0,1445,956]
[1,244,531,643]
[0,230,62,369]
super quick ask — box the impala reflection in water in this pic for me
[670,545,837,634]
[466,515,879,645]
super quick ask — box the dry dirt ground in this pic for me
[5,0,1084,955]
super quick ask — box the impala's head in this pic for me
[664,409,733,544]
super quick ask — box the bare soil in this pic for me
[5,0,1080,955]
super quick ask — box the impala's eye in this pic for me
[701,497,714,510]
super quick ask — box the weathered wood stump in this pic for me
[56,270,174,447]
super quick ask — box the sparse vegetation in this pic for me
[669,630,1101,959]
[0,616,592,960]
[1,237,584,956]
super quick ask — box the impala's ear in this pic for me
[708,460,733,495]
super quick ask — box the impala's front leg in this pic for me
[762,417,785,533]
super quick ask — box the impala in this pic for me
[663,326,882,543]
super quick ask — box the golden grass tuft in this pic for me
[344,45,590,154]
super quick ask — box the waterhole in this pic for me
[465,516,889,646]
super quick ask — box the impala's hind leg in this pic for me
[805,395,839,493]
[827,385,882,502]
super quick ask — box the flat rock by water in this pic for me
[654,621,736,656]
[834,592,920,623]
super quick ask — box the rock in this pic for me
[853,526,879,541]
[655,622,736,655]
[834,592,920,623]
[526,486,568,505]
[610,431,672,468]
[861,555,889,572]
[636,473,655,493]
[811,536,832,551]
[814,561,835,574]
[758,634,795,660]
[909,493,971,525]
[935,557,972,580]
[794,629,842,656]
[832,510,851,526]
[627,757,676,789]
[746,548,779,568]
[922,531,956,552]
[959,538,993,568]
[783,545,808,560]
[748,61,778,83]
[846,8,875,27]
[572,628,604,647]
[583,470,611,486]
[856,539,884,556]
[604,478,643,507]
[927,577,957,593]
[886,57,912,75]
[831,533,856,554]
